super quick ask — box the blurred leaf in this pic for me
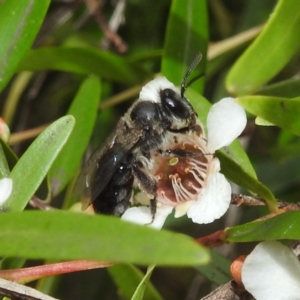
[255,116,274,126]
[0,257,26,271]
[237,96,300,136]
[49,77,100,196]
[255,77,300,98]
[207,25,262,79]
[3,71,33,126]
[0,143,10,178]
[217,151,277,212]
[0,211,209,266]
[162,0,208,93]
[109,264,163,300]
[226,211,300,242]
[6,116,75,212]
[226,0,300,95]
[0,0,50,92]
[18,47,148,85]
[131,265,156,300]
[196,249,231,285]
[0,140,18,171]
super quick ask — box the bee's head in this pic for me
[137,53,203,131]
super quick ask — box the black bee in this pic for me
[75,54,204,218]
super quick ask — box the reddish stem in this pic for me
[195,230,227,247]
[0,260,112,284]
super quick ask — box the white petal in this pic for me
[242,241,300,298]
[186,172,231,224]
[242,241,300,300]
[207,97,247,152]
[0,178,13,206]
[121,206,173,230]
[174,201,195,218]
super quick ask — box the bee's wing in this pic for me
[75,125,142,210]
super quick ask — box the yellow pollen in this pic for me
[169,157,179,166]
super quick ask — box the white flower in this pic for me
[242,241,300,300]
[122,97,246,228]
[0,178,13,207]
[122,205,173,230]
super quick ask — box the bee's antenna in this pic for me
[181,52,204,98]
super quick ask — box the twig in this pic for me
[9,123,50,145]
[0,260,112,284]
[84,0,127,53]
[29,196,54,211]
[0,277,58,300]
[101,0,126,50]
[200,281,252,300]
[231,193,300,211]
[231,193,265,207]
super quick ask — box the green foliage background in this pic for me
[0,0,300,299]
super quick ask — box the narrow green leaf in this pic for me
[0,211,210,266]
[18,47,147,85]
[255,77,300,98]
[0,143,10,178]
[162,0,208,93]
[49,77,100,196]
[226,0,300,95]
[196,249,231,285]
[131,265,156,300]
[216,151,277,212]
[0,140,18,171]
[0,0,50,92]
[6,116,75,211]
[226,211,300,242]
[237,96,300,136]
[109,264,163,300]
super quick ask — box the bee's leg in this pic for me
[159,148,206,159]
[132,162,157,223]
[150,197,157,223]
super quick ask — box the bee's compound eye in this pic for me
[160,89,190,119]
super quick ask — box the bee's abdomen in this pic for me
[92,156,134,216]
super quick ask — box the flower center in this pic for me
[153,142,212,206]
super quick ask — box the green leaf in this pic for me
[0,0,50,92]
[109,264,163,300]
[226,211,300,242]
[0,143,10,178]
[206,25,262,79]
[226,0,300,95]
[5,116,75,211]
[216,151,277,212]
[255,77,300,98]
[237,96,300,136]
[49,77,100,196]
[0,211,209,266]
[162,0,208,93]
[196,249,231,285]
[131,265,156,300]
[18,47,147,85]
[0,140,18,174]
